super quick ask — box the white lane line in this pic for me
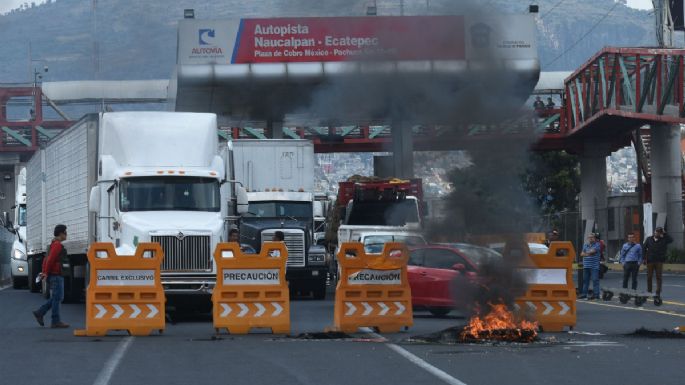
[362,328,467,385]
[581,300,685,318]
[92,336,134,385]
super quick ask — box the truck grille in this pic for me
[261,229,305,267]
[151,235,212,272]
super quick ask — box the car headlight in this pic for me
[12,249,26,260]
[308,254,326,264]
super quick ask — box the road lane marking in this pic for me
[664,300,685,307]
[362,328,467,385]
[93,336,134,385]
[580,300,685,318]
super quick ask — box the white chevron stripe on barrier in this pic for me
[362,302,373,316]
[112,304,124,319]
[345,302,357,316]
[129,304,141,319]
[95,304,107,319]
[394,302,406,316]
[146,304,158,319]
[272,302,283,317]
[255,303,266,317]
[378,302,390,316]
[237,303,249,318]
[542,301,554,315]
[220,303,232,317]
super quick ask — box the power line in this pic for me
[544,1,620,68]
[540,0,565,19]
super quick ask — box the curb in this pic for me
[572,263,685,274]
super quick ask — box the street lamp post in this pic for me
[30,61,47,121]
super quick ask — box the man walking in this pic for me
[32,224,69,328]
[643,227,673,300]
[579,233,601,300]
[619,233,643,290]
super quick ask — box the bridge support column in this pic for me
[650,124,684,249]
[267,120,283,139]
[580,141,609,241]
[392,121,414,178]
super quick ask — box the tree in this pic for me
[522,151,581,217]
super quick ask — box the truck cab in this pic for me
[228,140,329,299]
[2,167,28,289]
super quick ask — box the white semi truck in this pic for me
[2,167,28,289]
[228,140,329,299]
[25,111,246,301]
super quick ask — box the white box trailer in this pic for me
[25,112,235,301]
[228,140,329,299]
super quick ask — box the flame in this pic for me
[460,302,538,342]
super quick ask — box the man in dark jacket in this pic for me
[643,227,673,299]
[32,224,69,328]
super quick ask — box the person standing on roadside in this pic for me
[643,227,673,300]
[619,233,643,290]
[579,233,601,300]
[32,224,69,328]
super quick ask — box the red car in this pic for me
[407,244,484,317]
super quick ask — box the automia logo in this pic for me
[199,29,216,45]
[193,28,224,55]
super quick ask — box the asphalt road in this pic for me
[2,271,684,385]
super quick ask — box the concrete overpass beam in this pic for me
[392,122,414,179]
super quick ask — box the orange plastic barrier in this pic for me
[333,242,413,333]
[212,242,290,334]
[74,243,165,337]
[514,241,577,332]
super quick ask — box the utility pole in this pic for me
[654,0,674,47]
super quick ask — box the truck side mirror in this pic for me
[236,186,248,215]
[1,211,11,230]
[89,186,101,213]
[421,201,429,216]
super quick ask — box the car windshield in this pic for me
[119,176,220,212]
[346,200,419,226]
[528,243,550,254]
[441,243,503,266]
[244,201,312,219]
[364,234,426,253]
[17,204,26,226]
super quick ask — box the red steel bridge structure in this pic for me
[3,48,685,160]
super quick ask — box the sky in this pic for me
[627,0,653,10]
[0,0,657,14]
[0,0,47,14]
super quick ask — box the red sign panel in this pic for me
[231,16,466,63]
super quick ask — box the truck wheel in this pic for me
[313,280,327,300]
[11,274,24,289]
[429,308,451,317]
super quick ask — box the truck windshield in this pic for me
[245,201,312,218]
[119,177,220,212]
[346,200,419,226]
[18,204,26,226]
